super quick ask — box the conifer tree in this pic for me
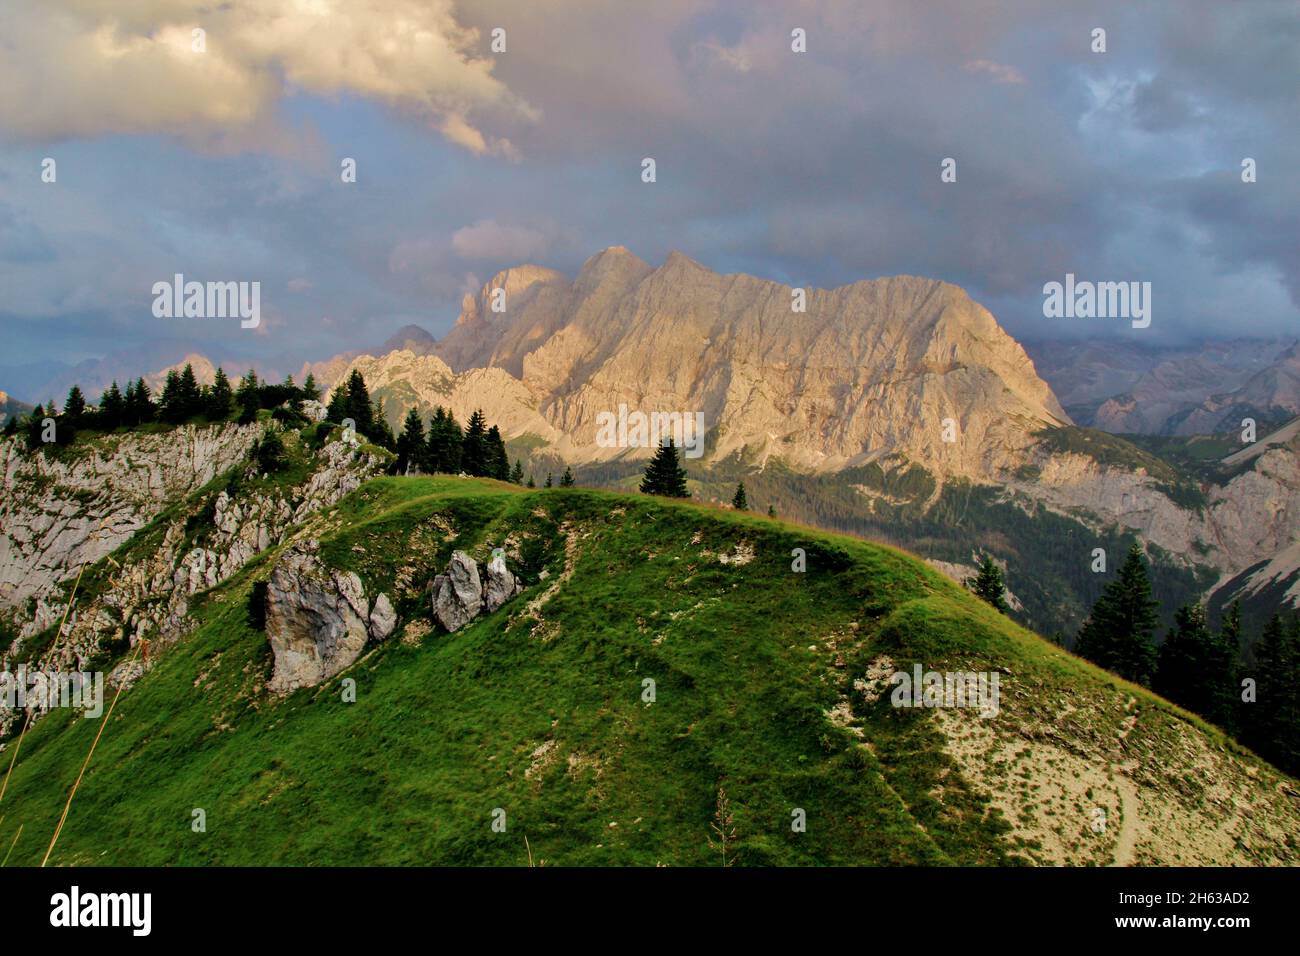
[442,410,464,473]
[966,555,1010,615]
[236,369,261,424]
[1240,613,1300,776]
[235,369,260,408]
[423,406,446,470]
[639,439,689,497]
[24,404,46,449]
[158,369,182,423]
[526,474,535,488]
[1220,600,1243,653]
[207,368,234,420]
[121,380,136,424]
[544,472,553,488]
[396,407,426,473]
[254,428,287,473]
[510,459,524,484]
[63,385,86,424]
[731,482,748,510]
[302,372,320,402]
[1154,602,1237,729]
[560,466,575,487]
[281,372,298,395]
[326,386,348,425]
[1074,544,1159,685]
[486,425,510,480]
[178,363,202,418]
[99,381,124,430]
[462,409,489,476]
[767,504,776,518]
[343,369,374,437]
[124,378,154,425]
[425,407,463,473]
[369,398,396,450]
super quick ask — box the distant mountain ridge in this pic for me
[1026,338,1298,435]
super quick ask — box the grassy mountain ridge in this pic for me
[568,451,1213,640]
[1,477,1296,866]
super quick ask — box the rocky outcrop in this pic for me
[430,551,483,632]
[369,592,397,641]
[483,553,522,612]
[0,423,260,614]
[430,550,522,632]
[265,540,397,693]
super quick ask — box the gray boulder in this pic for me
[430,550,483,632]
[483,553,523,612]
[369,592,398,641]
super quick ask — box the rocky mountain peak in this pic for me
[400,250,1069,478]
[574,245,653,292]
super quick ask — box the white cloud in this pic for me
[0,0,536,154]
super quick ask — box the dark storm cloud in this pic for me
[0,0,1295,378]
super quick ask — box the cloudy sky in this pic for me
[0,0,1296,394]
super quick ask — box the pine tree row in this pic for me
[3,364,324,448]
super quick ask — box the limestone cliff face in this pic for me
[435,264,572,376]
[353,248,1070,477]
[533,251,1068,474]
[1010,438,1300,580]
[0,423,260,614]
[0,427,388,700]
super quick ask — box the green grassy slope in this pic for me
[1,477,1296,866]
[570,452,1214,641]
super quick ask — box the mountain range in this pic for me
[4,249,1299,637]
[1027,338,1300,435]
